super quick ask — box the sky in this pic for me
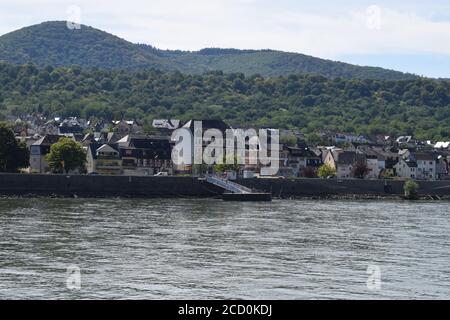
[1,0,450,78]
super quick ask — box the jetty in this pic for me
[205,175,272,201]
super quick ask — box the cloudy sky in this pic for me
[1,0,450,77]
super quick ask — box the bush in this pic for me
[404,180,420,200]
[317,164,336,179]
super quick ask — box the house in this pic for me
[179,119,233,173]
[87,119,109,133]
[364,154,380,179]
[39,119,60,135]
[29,135,65,173]
[436,155,449,180]
[86,144,122,175]
[182,119,232,134]
[82,132,123,146]
[396,136,413,144]
[279,145,322,177]
[371,134,393,145]
[395,136,419,149]
[410,152,438,180]
[375,149,399,177]
[332,133,370,144]
[394,158,418,179]
[324,150,366,179]
[151,119,181,136]
[152,119,180,130]
[58,117,84,135]
[357,147,399,178]
[394,152,439,180]
[113,120,142,135]
[118,136,173,176]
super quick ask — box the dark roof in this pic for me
[33,134,63,146]
[337,151,365,165]
[404,159,418,168]
[129,137,171,149]
[120,147,171,160]
[412,152,437,161]
[285,146,320,158]
[120,137,172,160]
[183,119,231,132]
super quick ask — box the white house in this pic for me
[395,152,438,180]
[394,158,418,180]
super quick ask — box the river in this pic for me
[0,198,449,299]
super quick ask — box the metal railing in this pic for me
[206,175,253,194]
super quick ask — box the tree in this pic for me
[404,180,419,200]
[317,164,336,178]
[305,133,329,146]
[46,137,86,174]
[214,155,241,174]
[352,161,370,179]
[0,123,29,172]
[280,134,298,147]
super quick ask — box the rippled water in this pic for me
[0,198,450,299]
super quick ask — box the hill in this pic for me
[0,62,449,140]
[0,21,418,80]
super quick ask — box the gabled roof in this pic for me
[97,144,119,154]
[32,134,63,146]
[87,143,119,159]
[82,133,94,142]
[107,132,122,144]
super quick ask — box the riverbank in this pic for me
[1,173,450,199]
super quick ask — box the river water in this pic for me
[0,198,449,299]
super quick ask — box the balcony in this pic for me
[96,161,122,169]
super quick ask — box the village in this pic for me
[4,114,450,181]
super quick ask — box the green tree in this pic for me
[214,155,241,174]
[305,133,329,146]
[45,137,86,174]
[0,123,29,172]
[404,180,420,200]
[280,134,298,147]
[317,164,336,179]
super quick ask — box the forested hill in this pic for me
[0,62,449,140]
[0,21,418,80]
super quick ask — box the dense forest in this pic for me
[0,21,418,80]
[0,62,449,140]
